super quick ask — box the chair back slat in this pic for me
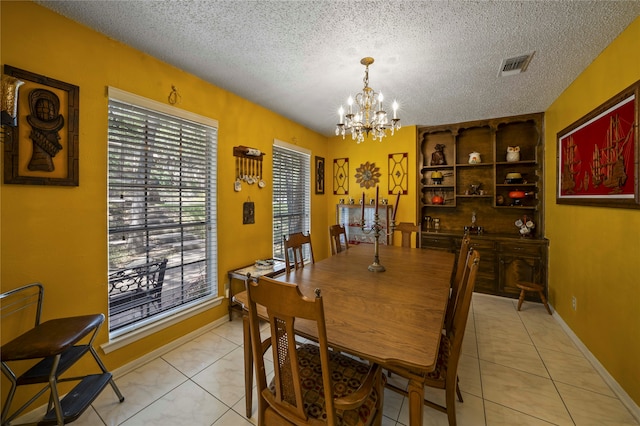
[329,224,349,255]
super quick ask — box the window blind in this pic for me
[272,143,311,260]
[107,90,217,334]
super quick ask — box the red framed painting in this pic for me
[557,80,639,209]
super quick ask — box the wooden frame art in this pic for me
[333,157,348,195]
[388,152,408,195]
[557,80,639,209]
[315,156,325,194]
[3,65,79,186]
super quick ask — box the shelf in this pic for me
[418,112,544,236]
[455,163,493,168]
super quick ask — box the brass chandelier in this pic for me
[336,57,401,143]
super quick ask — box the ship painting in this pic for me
[559,94,636,199]
[589,115,633,194]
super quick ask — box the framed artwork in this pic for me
[388,152,408,195]
[556,80,639,209]
[333,157,348,195]
[3,65,79,186]
[315,156,325,194]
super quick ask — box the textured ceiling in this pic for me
[38,1,640,136]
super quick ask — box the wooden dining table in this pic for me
[233,243,455,426]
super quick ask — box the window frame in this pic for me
[272,140,312,261]
[106,87,219,342]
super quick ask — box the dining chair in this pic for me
[329,224,349,255]
[283,231,315,273]
[444,234,471,331]
[393,222,421,248]
[246,275,385,426]
[386,248,480,426]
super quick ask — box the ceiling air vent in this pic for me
[499,52,535,76]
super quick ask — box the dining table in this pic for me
[233,243,455,426]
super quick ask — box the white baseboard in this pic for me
[553,311,640,422]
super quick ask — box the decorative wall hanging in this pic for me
[333,157,349,195]
[315,156,325,194]
[3,65,79,186]
[243,199,255,224]
[233,145,265,190]
[557,80,639,209]
[388,152,408,195]
[355,161,381,189]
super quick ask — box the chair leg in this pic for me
[456,376,463,402]
[517,289,525,311]
[445,379,458,426]
[538,290,552,315]
[242,314,253,418]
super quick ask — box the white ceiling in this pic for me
[38,1,640,136]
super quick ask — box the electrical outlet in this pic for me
[571,296,577,311]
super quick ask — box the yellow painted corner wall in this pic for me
[544,17,640,405]
[0,0,329,405]
[326,127,418,244]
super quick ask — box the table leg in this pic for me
[242,313,253,418]
[407,378,424,426]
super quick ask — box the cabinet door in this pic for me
[466,239,497,294]
[498,254,543,299]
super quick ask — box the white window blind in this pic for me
[107,88,217,335]
[272,142,311,260]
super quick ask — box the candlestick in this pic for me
[392,100,398,119]
[338,106,344,124]
[360,192,365,224]
[392,190,401,221]
[375,186,379,215]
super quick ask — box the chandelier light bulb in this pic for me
[335,57,401,143]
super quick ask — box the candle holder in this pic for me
[361,214,396,272]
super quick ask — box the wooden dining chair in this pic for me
[246,275,385,426]
[329,224,349,255]
[393,222,421,248]
[386,248,480,426]
[283,231,315,273]
[445,234,471,331]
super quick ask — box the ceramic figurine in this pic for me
[506,146,521,162]
[431,144,447,166]
[468,151,481,164]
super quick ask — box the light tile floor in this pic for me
[25,293,639,425]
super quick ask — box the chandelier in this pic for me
[336,57,401,143]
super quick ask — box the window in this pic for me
[107,87,217,335]
[272,141,311,260]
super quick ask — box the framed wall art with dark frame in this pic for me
[556,80,639,209]
[3,65,79,186]
[315,156,325,194]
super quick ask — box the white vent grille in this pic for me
[499,52,534,76]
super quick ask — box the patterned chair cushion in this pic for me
[426,334,451,381]
[268,343,381,426]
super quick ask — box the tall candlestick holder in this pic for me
[361,213,396,272]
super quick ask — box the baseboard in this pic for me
[553,311,640,422]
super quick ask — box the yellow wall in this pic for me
[544,17,640,404]
[326,127,418,242]
[0,0,328,389]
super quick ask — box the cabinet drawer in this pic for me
[499,241,544,256]
[422,235,455,251]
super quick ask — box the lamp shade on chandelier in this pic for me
[336,57,401,143]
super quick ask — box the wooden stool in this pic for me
[516,281,552,315]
